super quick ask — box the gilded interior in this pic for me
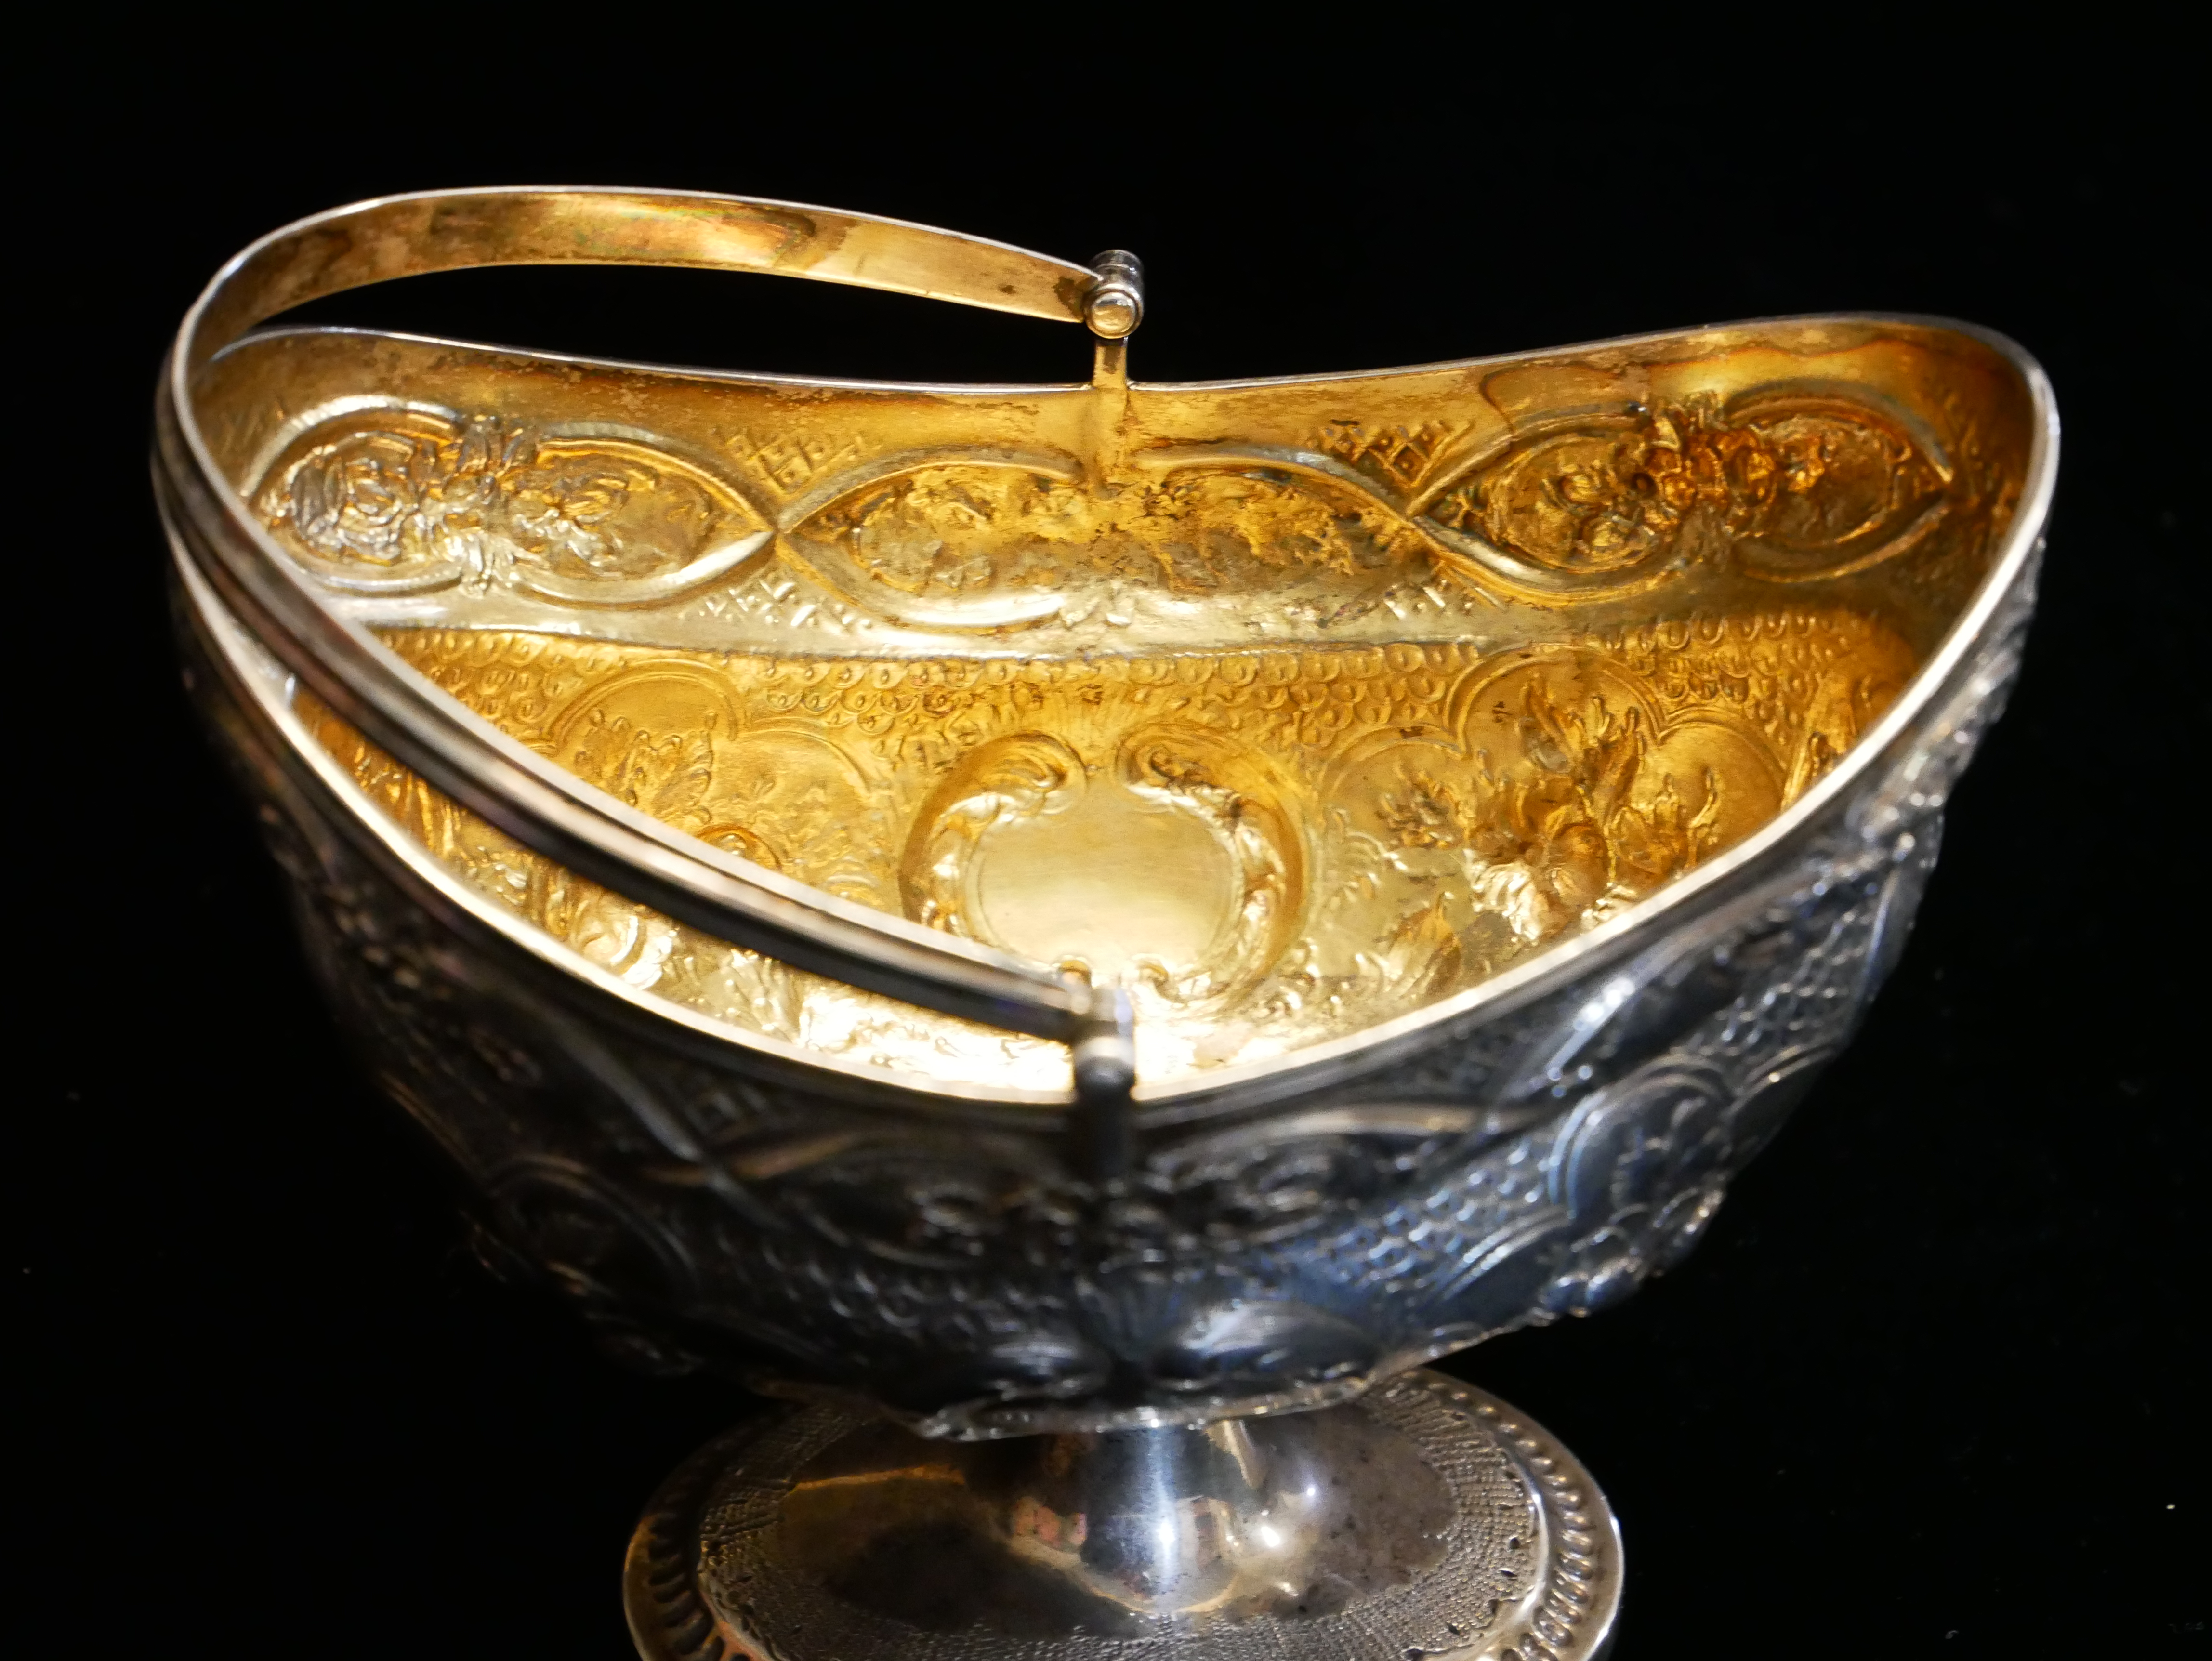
[196,320,2033,1090]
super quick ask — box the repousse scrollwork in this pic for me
[252,387,1963,630]
[1421,392,1949,587]
[197,595,1998,1432]
[165,196,2049,1661]
[255,407,772,602]
[295,606,1912,1090]
[184,310,2042,1437]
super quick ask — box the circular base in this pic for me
[626,1371,1620,1661]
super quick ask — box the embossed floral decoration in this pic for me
[1380,682,1724,948]
[262,412,742,595]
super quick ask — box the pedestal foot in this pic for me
[626,1370,1620,1661]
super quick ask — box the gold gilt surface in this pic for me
[203,316,2032,1090]
[198,324,2025,665]
[304,610,1913,1089]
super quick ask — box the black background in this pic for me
[14,26,2206,1658]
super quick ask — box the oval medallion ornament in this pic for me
[255,403,774,602]
[1424,390,1951,592]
